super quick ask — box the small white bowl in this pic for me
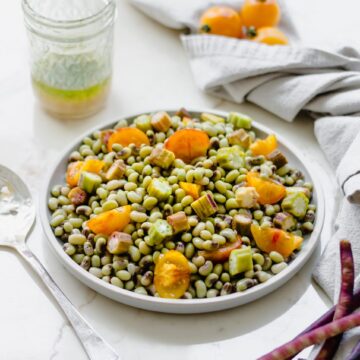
[39,109,325,314]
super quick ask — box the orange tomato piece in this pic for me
[154,250,190,299]
[66,159,104,188]
[199,6,243,38]
[66,161,84,187]
[107,127,150,152]
[250,134,277,156]
[164,129,210,163]
[241,0,281,28]
[246,172,285,205]
[87,206,131,235]
[199,237,242,263]
[81,159,105,174]
[251,27,288,45]
[179,182,202,200]
[251,224,302,258]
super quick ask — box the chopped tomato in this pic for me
[81,159,104,174]
[250,134,277,156]
[66,159,104,188]
[251,224,302,258]
[87,206,131,235]
[164,129,210,163]
[246,172,285,205]
[154,251,190,299]
[199,237,242,263]
[107,127,150,152]
[179,182,202,200]
[66,161,84,187]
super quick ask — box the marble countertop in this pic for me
[1,0,358,359]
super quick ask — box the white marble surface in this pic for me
[1,0,359,359]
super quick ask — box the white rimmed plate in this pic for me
[39,109,325,314]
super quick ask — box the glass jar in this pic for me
[22,0,116,119]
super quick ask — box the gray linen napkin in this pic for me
[130,0,360,356]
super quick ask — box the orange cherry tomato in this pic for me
[107,127,150,152]
[199,6,244,38]
[250,134,277,156]
[179,182,202,200]
[199,237,242,263]
[241,0,281,28]
[251,27,288,45]
[66,161,84,187]
[251,224,302,258]
[154,250,190,299]
[246,172,286,205]
[164,129,210,163]
[87,206,131,235]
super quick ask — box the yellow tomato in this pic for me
[250,134,277,156]
[251,27,288,45]
[246,172,286,205]
[154,251,190,299]
[241,0,281,28]
[199,6,244,38]
[251,224,303,258]
[87,206,131,235]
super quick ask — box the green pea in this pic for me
[48,198,59,211]
[110,277,124,288]
[72,254,85,264]
[96,187,109,200]
[269,251,284,263]
[89,267,103,278]
[143,196,158,210]
[253,253,265,266]
[271,262,287,274]
[68,234,86,245]
[54,226,64,237]
[205,273,218,288]
[50,215,65,228]
[102,199,118,212]
[128,246,141,262]
[256,271,272,283]
[116,270,131,281]
[181,195,193,208]
[195,280,207,298]
[91,255,101,267]
[63,243,76,256]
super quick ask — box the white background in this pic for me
[0,0,358,359]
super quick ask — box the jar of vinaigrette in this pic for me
[22,0,116,119]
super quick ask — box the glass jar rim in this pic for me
[22,0,115,29]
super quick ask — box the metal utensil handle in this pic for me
[17,244,120,360]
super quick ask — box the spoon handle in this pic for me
[16,244,120,360]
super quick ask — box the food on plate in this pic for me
[154,250,191,299]
[48,109,316,299]
[241,0,281,28]
[199,6,244,38]
[248,26,288,45]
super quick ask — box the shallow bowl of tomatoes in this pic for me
[40,108,324,313]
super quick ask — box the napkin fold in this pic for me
[130,3,360,352]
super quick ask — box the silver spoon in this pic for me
[0,165,120,360]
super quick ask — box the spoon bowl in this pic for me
[0,165,35,247]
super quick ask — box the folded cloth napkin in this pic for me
[131,1,360,356]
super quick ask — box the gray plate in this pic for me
[39,109,325,314]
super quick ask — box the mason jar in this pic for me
[22,0,116,119]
